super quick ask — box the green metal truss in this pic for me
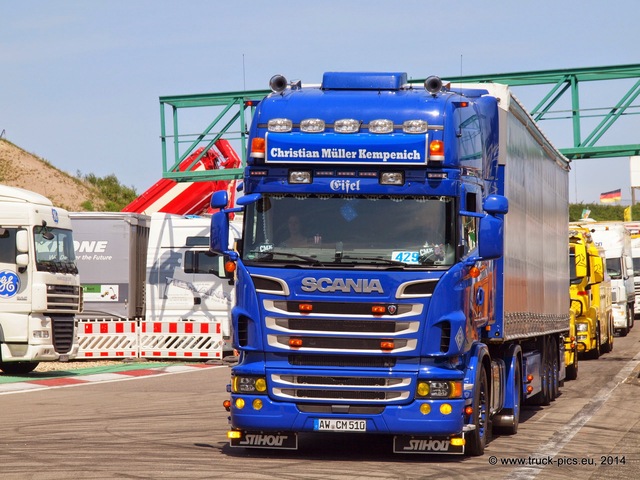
[159,64,640,181]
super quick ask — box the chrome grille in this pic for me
[47,284,81,313]
[271,373,412,403]
[263,292,426,404]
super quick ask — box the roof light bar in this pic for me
[300,118,325,133]
[402,120,428,134]
[369,119,394,134]
[268,118,292,133]
[334,119,360,133]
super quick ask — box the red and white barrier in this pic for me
[138,321,224,359]
[76,318,225,360]
[76,319,138,358]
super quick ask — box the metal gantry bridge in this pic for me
[159,63,640,182]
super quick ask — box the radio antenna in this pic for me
[242,54,246,91]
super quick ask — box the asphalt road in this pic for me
[1,329,640,480]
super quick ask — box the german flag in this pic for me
[600,189,622,203]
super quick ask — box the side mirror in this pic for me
[476,194,508,260]
[588,252,602,283]
[16,254,28,267]
[477,214,504,260]
[483,194,508,215]
[16,229,29,253]
[211,190,229,209]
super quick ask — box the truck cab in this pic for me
[568,227,614,359]
[578,221,635,336]
[0,185,81,374]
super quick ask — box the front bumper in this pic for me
[229,394,466,436]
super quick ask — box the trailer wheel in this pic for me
[0,361,39,375]
[466,365,489,456]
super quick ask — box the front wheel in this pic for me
[466,365,489,456]
[0,361,39,375]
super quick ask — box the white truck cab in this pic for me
[145,213,242,342]
[0,185,81,374]
[586,221,635,335]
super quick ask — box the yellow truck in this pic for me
[569,226,614,360]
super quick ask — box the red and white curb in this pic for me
[0,364,221,395]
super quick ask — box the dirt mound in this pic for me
[0,139,105,211]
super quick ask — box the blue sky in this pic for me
[2,0,639,205]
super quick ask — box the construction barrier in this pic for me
[138,320,224,359]
[76,318,138,359]
[76,318,225,360]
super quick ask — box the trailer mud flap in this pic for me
[393,436,464,454]
[230,431,298,450]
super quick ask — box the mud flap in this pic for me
[393,435,465,454]
[229,431,298,450]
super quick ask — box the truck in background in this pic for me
[70,212,150,320]
[211,72,570,455]
[574,221,634,336]
[145,213,242,340]
[0,185,81,374]
[568,226,613,360]
[623,221,640,319]
[70,212,241,358]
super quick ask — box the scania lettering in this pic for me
[0,185,81,374]
[210,72,570,456]
[301,277,384,293]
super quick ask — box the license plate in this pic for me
[313,419,367,432]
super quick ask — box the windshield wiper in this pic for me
[340,255,406,266]
[257,250,325,266]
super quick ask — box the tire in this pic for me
[0,361,39,375]
[466,365,489,456]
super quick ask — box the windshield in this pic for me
[34,226,78,273]
[633,257,640,277]
[241,194,455,268]
[605,257,622,280]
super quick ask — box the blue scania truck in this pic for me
[210,72,570,455]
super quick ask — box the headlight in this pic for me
[415,380,462,399]
[576,323,588,332]
[232,375,267,394]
